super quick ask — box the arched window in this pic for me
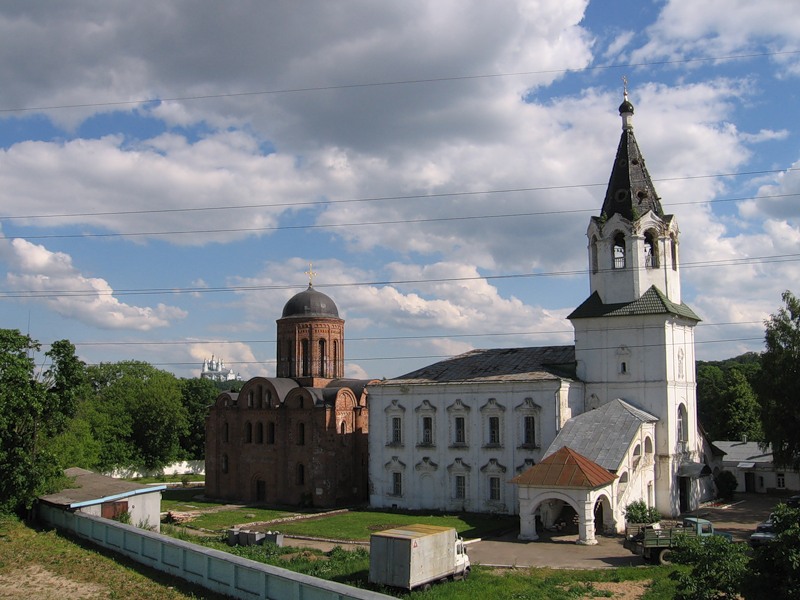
[333,340,339,377]
[247,390,254,408]
[255,422,263,444]
[644,436,653,455]
[613,232,626,269]
[301,339,310,376]
[221,454,229,474]
[590,235,599,274]
[298,422,305,445]
[297,463,305,485]
[632,444,641,469]
[340,421,346,436]
[245,422,252,443]
[671,234,678,271]
[644,230,659,268]
[677,404,688,444]
[267,421,275,444]
[319,338,327,377]
[223,422,229,443]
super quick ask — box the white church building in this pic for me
[367,93,715,544]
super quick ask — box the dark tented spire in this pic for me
[600,92,663,222]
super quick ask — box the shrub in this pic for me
[624,500,661,524]
[714,470,738,500]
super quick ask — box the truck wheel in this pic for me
[463,567,470,580]
[658,548,673,565]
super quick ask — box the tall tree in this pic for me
[0,330,82,513]
[760,291,800,468]
[179,377,219,460]
[87,361,188,471]
[718,369,762,442]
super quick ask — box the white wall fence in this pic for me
[107,460,205,480]
[37,504,391,600]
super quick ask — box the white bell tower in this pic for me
[568,89,704,517]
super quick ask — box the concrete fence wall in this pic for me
[107,460,205,480]
[37,504,391,600]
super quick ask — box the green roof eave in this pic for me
[568,287,701,322]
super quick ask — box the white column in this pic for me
[577,498,598,545]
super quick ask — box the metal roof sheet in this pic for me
[510,447,616,489]
[568,287,701,321]
[544,399,658,471]
[376,346,576,386]
[38,468,164,508]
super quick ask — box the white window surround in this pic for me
[515,398,542,449]
[447,399,471,447]
[415,400,437,448]
[385,399,406,447]
[480,398,506,448]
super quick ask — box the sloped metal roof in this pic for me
[544,399,658,471]
[376,346,576,386]
[712,441,773,464]
[38,468,164,508]
[509,446,616,488]
[568,286,701,321]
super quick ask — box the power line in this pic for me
[55,320,765,348]
[78,336,766,370]
[3,171,797,225]
[1,49,798,115]
[2,253,798,299]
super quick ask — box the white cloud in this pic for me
[2,237,186,330]
[632,0,800,75]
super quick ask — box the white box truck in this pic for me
[368,524,470,591]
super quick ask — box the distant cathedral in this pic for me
[200,356,240,382]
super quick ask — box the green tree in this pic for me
[698,362,762,442]
[0,330,82,513]
[760,291,800,468]
[718,369,762,441]
[88,361,188,471]
[179,377,219,460]
[745,503,800,599]
[697,364,726,439]
[671,533,749,600]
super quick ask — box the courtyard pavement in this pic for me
[284,492,786,569]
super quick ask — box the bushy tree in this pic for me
[745,503,800,599]
[0,330,83,513]
[759,291,800,468]
[179,377,219,460]
[714,470,738,500]
[697,362,762,442]
[671,534,749,600]
[623,500,661,524]
[87,361,188,471]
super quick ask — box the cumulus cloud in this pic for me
[2,237,186,330]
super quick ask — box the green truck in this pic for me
[624,517,732,564]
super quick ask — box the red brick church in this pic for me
[205,281,374,507]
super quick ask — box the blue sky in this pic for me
[2,0,799,380]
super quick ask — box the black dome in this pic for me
[281,285,339,318]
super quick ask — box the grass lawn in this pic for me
[274,509,517,541]
[160,488,228,512]
[183,507,298,530]
[174,530,681,599]
[0,516,229,600]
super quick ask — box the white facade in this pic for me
[367,95,712,540]
[368,377,583,514]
